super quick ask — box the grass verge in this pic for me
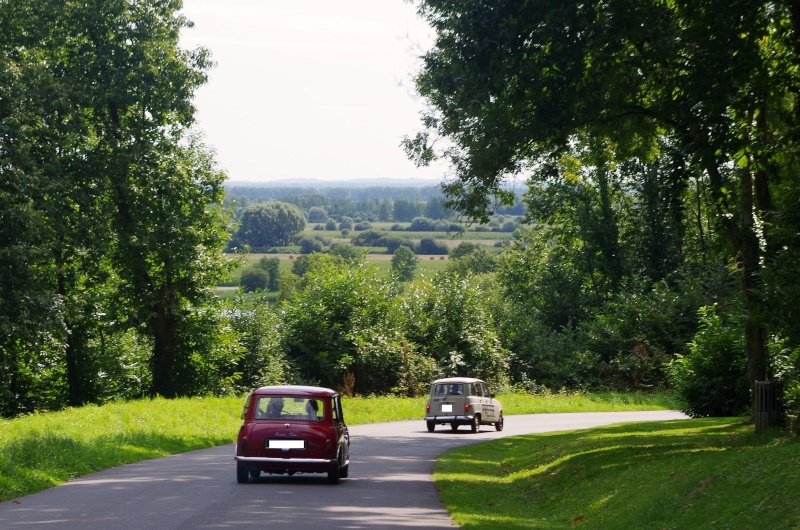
[434,418,799,529]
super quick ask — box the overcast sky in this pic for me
[178,0,446,183]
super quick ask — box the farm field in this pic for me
[219,221,516,291]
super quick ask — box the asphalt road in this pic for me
[0,410,686,529]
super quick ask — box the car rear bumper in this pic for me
[425,415,473,423]
[235,455,338,465]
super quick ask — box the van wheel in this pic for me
[470,414,480,433]
[495,413,504,431]
[427,421,435,432]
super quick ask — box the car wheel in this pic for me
[450,423,458,431]
[327,464,341,484]
[495,413,504,431]
[340,463,349,478]
[427,421,435,432]
[249,469,260,478]
[470,414,480,433]
[236,464,249,484]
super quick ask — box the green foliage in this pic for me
[225,292,288,391]
[401,273,509,390]
[233,201,306,249]
[446,245,498,275]
[298,236,322,254]
[350,229,386,247]
[281,256,401,391]
[391,245,417,282]
[668,305,750,417]
[0,0,234,408]
[328,243,367,263]
[407,0,800,416]
[416,237,449,255]
[239,267,268,292]
[256,257,280,291]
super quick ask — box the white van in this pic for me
[424,377,504,433]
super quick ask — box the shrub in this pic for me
[240,267,269,292]
[668,305,749,417]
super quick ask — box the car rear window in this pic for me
[433,383,464,396]
[254,396,324,421]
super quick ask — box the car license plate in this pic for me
[267,439,305,449]
[441,404,452,412]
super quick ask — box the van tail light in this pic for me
[464,403,470,412]
[426,404,430,413]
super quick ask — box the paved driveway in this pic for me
[0,411,686,529]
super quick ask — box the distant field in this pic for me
[221,252,451,288]
[302,227,514,246]
[219,222,512,290]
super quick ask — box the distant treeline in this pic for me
[224,184,527,221]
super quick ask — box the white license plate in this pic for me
[267,439,305,449]
[441,404,453,412]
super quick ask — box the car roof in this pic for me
[431,377,484,385]
[251,385,338,398]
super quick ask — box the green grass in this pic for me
[434,419,799,529]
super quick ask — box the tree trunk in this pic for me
[149,312,180,398]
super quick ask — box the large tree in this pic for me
[405,0,800,401]
[0,0,233,405]
[233,201,306,248]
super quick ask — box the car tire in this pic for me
[470,414,480,433]
[327,464,341,484]
[236,464,249,484]
[249,469,260,478]
[495,413,504,431]
[450,423,458,431]
[340,463,349,478]
[427,421,435,432]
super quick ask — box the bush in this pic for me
[351,229,386,247]
[298,236,323,254]
[416,237,449,255]
[668,305,749,417]
[240,267,269,292]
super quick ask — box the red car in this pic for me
[235,385,350,484]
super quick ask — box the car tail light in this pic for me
[426,404,430,413]
[464,403,470,412]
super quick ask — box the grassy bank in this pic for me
[0,391,673,501]
[435,418,799,529]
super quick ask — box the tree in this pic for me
[240,268,269,292]
[406,0,800,403]
[235,202,305,248]
[257,256,281,291]
[416,237,448,255]
[400,272,509,389]
[0,0,235,404]
[281,255,401,392]
[394,198,421,222]
[307,206,328,223]
[392,246,418,282]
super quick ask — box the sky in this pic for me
[178,0,445,184]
